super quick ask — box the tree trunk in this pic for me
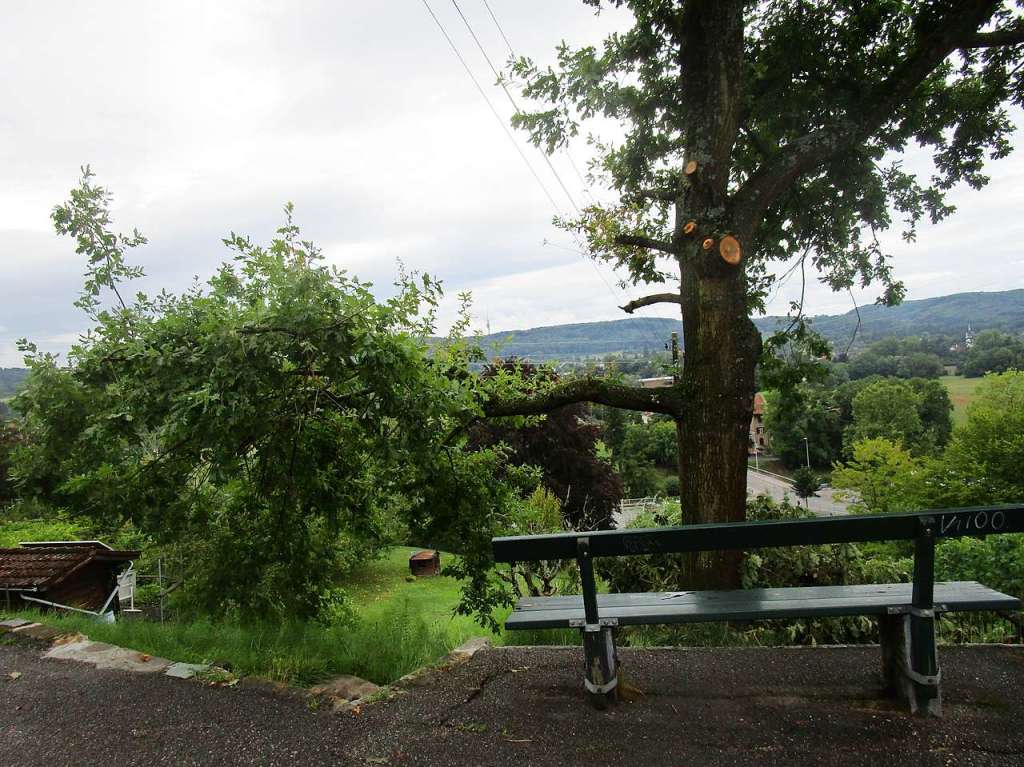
[677,258,761,589]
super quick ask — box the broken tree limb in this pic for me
[963,25,1024,49]
[483,375,683,418]
[614,234,676,254]
[619,293,683,314]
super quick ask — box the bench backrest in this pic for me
[492,505,1024,563]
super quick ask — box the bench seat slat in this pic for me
[504,581,1021,630]
[511,582,1000,611]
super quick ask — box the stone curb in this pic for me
[3,618,496,715]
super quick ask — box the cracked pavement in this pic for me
[2,639,1024,766]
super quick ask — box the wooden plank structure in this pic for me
[493,505,1024,716]
[0,542,139,614]
[409,550,441,577]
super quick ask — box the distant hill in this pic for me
[473,289,1023,361]
[475,317,680,360]
[758,289,1024,347]
[0,368,29,399]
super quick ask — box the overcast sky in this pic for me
[2,2,1023,366]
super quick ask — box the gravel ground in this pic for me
[2,639,1023,766]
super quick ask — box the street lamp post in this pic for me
[803,436,811,469]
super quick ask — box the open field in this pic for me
[940,375,982,426]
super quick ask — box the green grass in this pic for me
[344,547,577,648]
[3,601,455,687]
[940,375,982,427]
[345,546,496,647]
[0,543,578,688]
[1,544,488,687]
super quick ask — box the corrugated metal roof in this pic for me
[409,550,438,561]
[0,545,139,590]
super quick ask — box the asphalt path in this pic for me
[746,469,852,517]
[3,639,1024,766]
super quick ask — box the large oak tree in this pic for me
[484,1,1024,587]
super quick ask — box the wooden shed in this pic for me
[409,550,441,577]
[0,541,139,614]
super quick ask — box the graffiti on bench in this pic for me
[937,509,1007,537]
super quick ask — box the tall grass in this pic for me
[5,597,454,686]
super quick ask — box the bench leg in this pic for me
[582,625,618,709]
[879,613,942,717]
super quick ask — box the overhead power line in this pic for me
[450,0,580,214]
[421,0,670,355]
[481,0,515,57]
[419,0,564,215]
[475,0,598,207]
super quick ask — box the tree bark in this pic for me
[672,0,756,588]
[676,255,760,588]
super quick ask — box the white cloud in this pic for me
[2,1,1022,367]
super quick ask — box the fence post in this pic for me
[158,556,165,624]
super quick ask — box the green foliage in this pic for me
[790,467,822,507]
[940,370,1024,503]
[0,422,23,505]
[50,165,147,318]
[762,385,842,470]
[936,535,1024,600]
[597,404,631,458]
[961,330,1024,377]
[846,379,925,452]
[622,419,677,469]
[841,377,953,456]
[831,438,926,514]
[11,171,530,622]
[0,516,86,547]
[846,337,946,380]
[618,460,662,498]
[493,487,575,598]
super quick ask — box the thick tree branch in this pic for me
[483,375,683,418]
[614,234,676,254]
[963,25,1024,48]
[619,292,683,314]
[732,0,1002,235]
[635,187,677,202]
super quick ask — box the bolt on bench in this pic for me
[492,505,1024,716]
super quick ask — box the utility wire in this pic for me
[461,0,654,345]
[420,0,564,215]
[477,0,600,208]
[450,0,580,214]
[481,0,514,56]
[424,0,669,356]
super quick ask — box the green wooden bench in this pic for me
[492,505,1024,716]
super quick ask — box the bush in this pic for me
[935,534,1024,600]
